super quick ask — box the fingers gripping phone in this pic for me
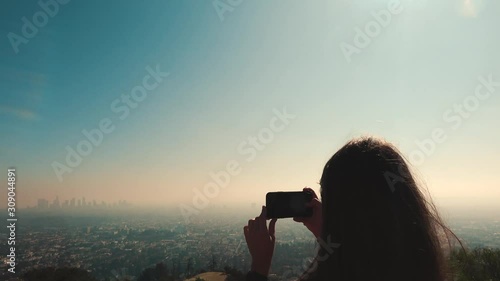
[266,191,313,219]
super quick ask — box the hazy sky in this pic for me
[0,0,499,214]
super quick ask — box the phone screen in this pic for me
[266,191,313,219]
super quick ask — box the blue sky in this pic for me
[0,0,499,210]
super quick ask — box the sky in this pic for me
[0,0,499,215]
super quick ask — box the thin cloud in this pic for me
[0,66,47,87]
[0,106,38,120]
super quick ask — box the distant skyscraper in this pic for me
[37,199,49,209]
[77,199,81,207]
[52,196,60,209]
[70,198,75,207]
[82,197,86,207]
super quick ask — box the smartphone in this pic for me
[266,191,313,219]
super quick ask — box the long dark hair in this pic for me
[300,137,461,281]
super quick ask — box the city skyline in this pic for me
[34,196,132,209]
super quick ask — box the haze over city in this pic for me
[1,0,499,216]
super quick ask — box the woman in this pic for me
[243,137,461,281]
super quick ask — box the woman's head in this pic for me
[304,137,458,281]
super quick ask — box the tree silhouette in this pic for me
[186,257,193,276]
[137,262,172,281]
[450,248,500,281]
[208,255,217,271]
[169,258,182,279]
[223,266,245,281]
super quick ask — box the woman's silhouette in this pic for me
[244,137,461,281]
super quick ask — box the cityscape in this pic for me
[1,199,499,281]
[0,205,320,280]
[34,197,132,210]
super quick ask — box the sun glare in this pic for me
[461,0,478,18]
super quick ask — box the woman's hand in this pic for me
[244,206,277,277]
[293,187,322,238]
